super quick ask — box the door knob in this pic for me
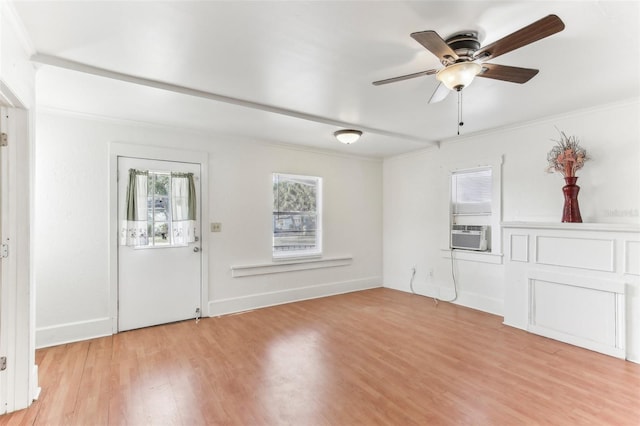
[193,247,200,252]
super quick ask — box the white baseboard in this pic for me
[31,364,41,401]
[528,323,625,359]
[208,277,382,316]
[453,290,503,317]
[388,283,503,317]
[36,317,112,349]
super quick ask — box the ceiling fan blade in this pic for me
[477,63,539,83]
[428,82,450,103]
[474,14,565,62]
[410,30,459,61]
[372,69,437,86]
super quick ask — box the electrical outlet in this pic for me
[428,268,434,277]
[211,222,222,232]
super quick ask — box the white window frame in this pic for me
[272,173,323,260]
[451,167,493,215]
[445,156,503,258]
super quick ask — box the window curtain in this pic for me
[170,172,197,244]
[121,169,149,246]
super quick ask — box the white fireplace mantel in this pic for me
[502,221,640,233]
[502,221,640,362]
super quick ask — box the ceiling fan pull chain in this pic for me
[457,90,464,135]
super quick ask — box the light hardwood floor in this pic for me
[2,288,640,425]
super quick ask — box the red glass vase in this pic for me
[561,176,582,223]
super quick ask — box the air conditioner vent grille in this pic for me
[450,225,489,251]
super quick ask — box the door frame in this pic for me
[108,142,209,333]
[0,103,37,412]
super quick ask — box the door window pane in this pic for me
[122,170,196,248]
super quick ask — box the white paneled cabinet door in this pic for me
[118,157,201,331]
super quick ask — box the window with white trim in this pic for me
[451,168,492,215]
[272,173,322,258]
[448,159,502,255]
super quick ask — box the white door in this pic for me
[118,157,201,331]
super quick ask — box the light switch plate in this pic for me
[211,222,222,232]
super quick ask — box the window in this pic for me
[451,168,492,215]
[447,158,503,256]
[121,169,197,248]
[147,172,171,246]
[273,173,322,258]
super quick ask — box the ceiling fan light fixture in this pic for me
[436,62,482,91]
[334,129,362,144]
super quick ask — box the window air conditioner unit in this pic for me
[451,225,489,251]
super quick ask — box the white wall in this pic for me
[34,109,383,347]
[33,94,640,353]
[383,99,640,315]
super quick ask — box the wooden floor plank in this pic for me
[2,288,640,425]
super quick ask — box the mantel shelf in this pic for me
[501,221,640,233]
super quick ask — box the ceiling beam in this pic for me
[31,53,437,147]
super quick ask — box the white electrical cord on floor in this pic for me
[408,250,458,305]
[409,266,416,294]
[445,248,459,303]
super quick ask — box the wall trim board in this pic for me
[36,317,112,349]
[383,144,439,163]
[528,270,625,294]
[439,98,640,147]
[527,323,625,359]
[230,256,353,277]
[387,283,503,317]
[624,240,640,276]
[509,234,529,262]
[440,248,503,264]
[453,291,503,317]
[628,351,640,364]
[534,235,615,272]
[208,277,382,317]
[502,221,640,233]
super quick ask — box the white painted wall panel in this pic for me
[509,234,528,262]
[530,279,617,347]
[625,240,640,276]
[535,236,615,271]
[504,225,636,360]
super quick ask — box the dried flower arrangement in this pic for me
[546,129,589,178]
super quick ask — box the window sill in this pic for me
[231,256,353,278]
[440,248,503,265]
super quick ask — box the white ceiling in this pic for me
[11,1,640,158]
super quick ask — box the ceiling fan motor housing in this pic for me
[444,31,481,64]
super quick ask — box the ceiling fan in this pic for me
[373,15,565,103]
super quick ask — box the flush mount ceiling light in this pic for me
[436,61,482,91]
[334,129,362,144]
